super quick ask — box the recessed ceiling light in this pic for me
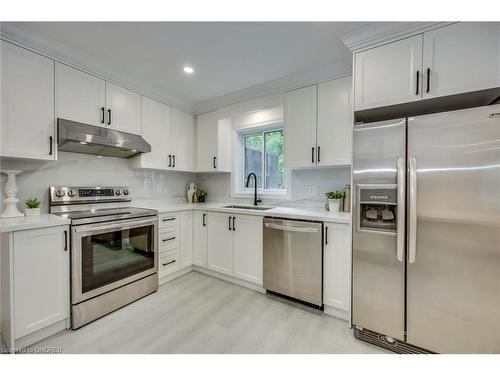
[80,142,87,145]
[183,66,194,74]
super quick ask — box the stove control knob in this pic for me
[123,189,129,196]
[115,189,122,196]
[55,190,66,198]
[68,189,77,197]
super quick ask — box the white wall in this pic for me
[0,152,197,213]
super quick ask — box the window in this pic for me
[241,126,286,193]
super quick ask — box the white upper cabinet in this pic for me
[317,76,353,166]
[171,108,194,171]
[206,211,233,275]
[193,210,208,267]
[422,22,500,99]
[1,41,55,160]
[284,85,318,168]
[232,215,263,285]
[196,112,231,172]
[285,78,352,169]
[131,96,171,170]
[354,34,423,111]
[57,63,106,127]
[105,82,142,135]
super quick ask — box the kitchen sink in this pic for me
[222,205,273,211]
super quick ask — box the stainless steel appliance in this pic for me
[263,217,323,307]
[352,104,500,353]
[49,186,158,329]
[57,118,151,158]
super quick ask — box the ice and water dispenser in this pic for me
[357,185,397,233]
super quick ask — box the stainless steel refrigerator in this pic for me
[352,104,500,354]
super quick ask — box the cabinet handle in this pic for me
[213,156,217,169]
[426,68,431,93]
[172,155,176,168]
[325,226,328,245]
[162,260,176,266]
[228,216,232,231]
[162,237,176,242]
[64,230,68,251]
[232,216,236,231]
[202,213,206,226]
[101,107,105,124]
[416,70,420,95]
[49,136,53,155]
[317,146,321,163]
[311,147,315,164]
[168,155,172,167]
[162,217,176,222]
[107,109,112,125]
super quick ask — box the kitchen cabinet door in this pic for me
[317,77,353,166]
[423,22,500,99]
[284,85,318,168]
[193,210,208,266]
[354,35,423,110]
[171,108,194,171]
[196,111,219,171]
[207,212,233,275]
[323,222,351,318]
[105,82,142,135]
[1,41,55,160]
[131,96,171,170]
[57,63,106,127]
[180,211,194,268]
[232,215,263,285]
[13,226,70,338]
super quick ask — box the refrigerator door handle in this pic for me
[396,157,405,262]
[408,157,418,263]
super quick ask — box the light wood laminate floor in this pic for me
[29,271,387,354]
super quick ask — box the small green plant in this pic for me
[25,198,41,208]
[325,191,345,200]
[196,187,207,197]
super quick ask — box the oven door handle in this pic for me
[73,216,158,234]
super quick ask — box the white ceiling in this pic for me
[2,22,370,112]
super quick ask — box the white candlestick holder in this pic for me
[1,170,25,218]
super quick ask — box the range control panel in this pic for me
[49,186,131,204]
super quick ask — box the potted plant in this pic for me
[325,191,345,212]
[25,198,41,217]
[196,187,207,203]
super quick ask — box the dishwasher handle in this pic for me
[264,222,319,233]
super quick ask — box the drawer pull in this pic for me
[162,217,176,222]
[162,237,176,242]
[162,260,176,266]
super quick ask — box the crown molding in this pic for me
[0,23,195,114]
[340,22,455,51]
[194,59,352,115]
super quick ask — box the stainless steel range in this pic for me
[49,186,158,329]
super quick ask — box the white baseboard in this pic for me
[158,266,193,285]
[193,266,265,294]
[324,305,350,322]
[10,320,67,353]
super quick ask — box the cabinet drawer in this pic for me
[159,213,179,228]
[159,250,179,275]
[159,227,179,252]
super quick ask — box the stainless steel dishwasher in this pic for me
[263,217,323,307]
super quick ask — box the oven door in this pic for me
[71,216,158,304]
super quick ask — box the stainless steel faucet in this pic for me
[245,173,262,206]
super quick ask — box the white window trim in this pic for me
[231,121,291,200]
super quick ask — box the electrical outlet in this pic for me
[307,185,319,198]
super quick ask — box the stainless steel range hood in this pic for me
[57,118,151,158]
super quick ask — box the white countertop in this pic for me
[135,200,351,224]
[0,214,71,233]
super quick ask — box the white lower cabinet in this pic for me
[1,226,70,352]
[180,211,194,267]
[203,211,263,286]
[323,222,351,321]
[193,210,208,266]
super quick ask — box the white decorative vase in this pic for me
[328,198,342,213]
[25,207,41,217]
[1,170,24,218]
[186,182,197,203]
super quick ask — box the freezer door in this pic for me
[352,119,406,340]
[407,105,500,353]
